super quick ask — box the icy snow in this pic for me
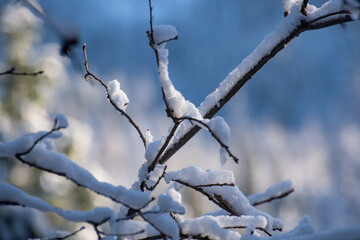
[108,79,129,111]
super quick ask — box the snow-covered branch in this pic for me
[0,116,152,210]
[158,0,357,166]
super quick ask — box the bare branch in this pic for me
[0,67,43,77]
[82,43,146,147]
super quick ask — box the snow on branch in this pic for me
[158,0,356,166]
[165,166,284,232]
[82,43,146,147]
[0,183,114,225]
[176,116,238,164]
[1,116,152,209]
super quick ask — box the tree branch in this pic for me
[82,43,146,147]
[158,8,356,166]
[251,189,294,206]
[0,67,43,77]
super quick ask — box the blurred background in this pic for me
[0,0,359,239]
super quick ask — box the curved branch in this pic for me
[82,43,146,147]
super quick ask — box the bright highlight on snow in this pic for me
[108,79,129,111]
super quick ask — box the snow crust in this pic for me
[108,79,129,111]
[247,180,294,206]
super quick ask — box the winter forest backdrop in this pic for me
[0,0,360,239]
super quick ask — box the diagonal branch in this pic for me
[175,116,239,163]
[82,43,146,147]
[157,7,355,166]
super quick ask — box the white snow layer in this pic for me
[0,183,115,224]
[145,164,166,189]
[203,116,232,165]
[179,215,241,240]
[0,133,151,208]
[153,25,178,45]
[247,180,294,206]
[198,9,304,116]
[283,0,302,14]
[165,166,282,231]
[165,165,235,186]
[143,213,180,240]
[55,113,69,128]
[154,25,202,120]
[108,79,129,111]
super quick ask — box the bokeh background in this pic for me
[0,0,359,239]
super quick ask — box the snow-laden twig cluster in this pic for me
[0,0,359,239]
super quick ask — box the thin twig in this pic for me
[251,189,294,206]
[47,226,86,240]
[82,43,146,147]
[176,116,239,163]
[173,179,237,215]
[223,226,272,237]
[16,119,63,157]
[0,67,43,77]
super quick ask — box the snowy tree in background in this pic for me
[0,0,360,239]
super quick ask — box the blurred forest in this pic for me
[0,0,359,238]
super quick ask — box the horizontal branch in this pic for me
[0,67,43,77]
